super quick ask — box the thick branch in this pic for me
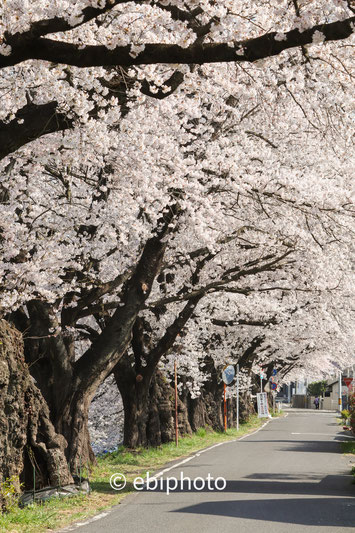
[62,266,134,326]
[140,71,184,99]
[238,336,265,368]
[146,295,202,377]
[1,17,354,69]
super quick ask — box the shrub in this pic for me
[0,476,21,513]
[341,409,350,421]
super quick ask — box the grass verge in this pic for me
[341,440,355,455]
[0,413,279,532]
[340,438,355,483]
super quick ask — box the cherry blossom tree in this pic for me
[2,74,354,456]
[0,0,354,475]
[0,0,354,159]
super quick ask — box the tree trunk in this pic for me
[10,304,95,472]
[239,390,256,421]
[184,356,224,432]
[181,356,256,432]
[114,362,191,448]
[0,320,72,509]
[54,389,97,471]
[115,372,148,448]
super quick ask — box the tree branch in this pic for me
[1,17,354,69]
[146,295,202,377]
[3,1,128,43]
[147,249,294,308]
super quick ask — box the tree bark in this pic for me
[114,360,191,448]
[10,303,95,472]
[0,320,72,509]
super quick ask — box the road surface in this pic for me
[65,411,355,532]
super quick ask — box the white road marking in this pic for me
[292,432,354,437]
[60,512,111,531]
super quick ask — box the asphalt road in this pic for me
[66,412,355,533]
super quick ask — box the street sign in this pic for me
[344,377,353,390]
[271,382,277,391]
[222,365,235,385]
[272,369,278,376]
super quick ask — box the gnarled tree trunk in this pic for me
[0,319,72,509]
[10,303,96,472]
[115,360,191,448]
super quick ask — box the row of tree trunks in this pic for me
[0,320,72,504]
[183,383,255,432]
[1,313,257,496]
[115,351,256,449]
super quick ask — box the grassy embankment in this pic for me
[341,440,355,455]
[341,438,355,482]
[0,413,282,532]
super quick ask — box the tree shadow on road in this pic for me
[171,497,355,527]
[154,474,354,496]
[244,438,349,454]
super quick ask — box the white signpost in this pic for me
[257,392,271,418]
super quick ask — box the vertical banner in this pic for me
[257,392,271,418]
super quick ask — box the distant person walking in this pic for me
[314,396,320,410]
